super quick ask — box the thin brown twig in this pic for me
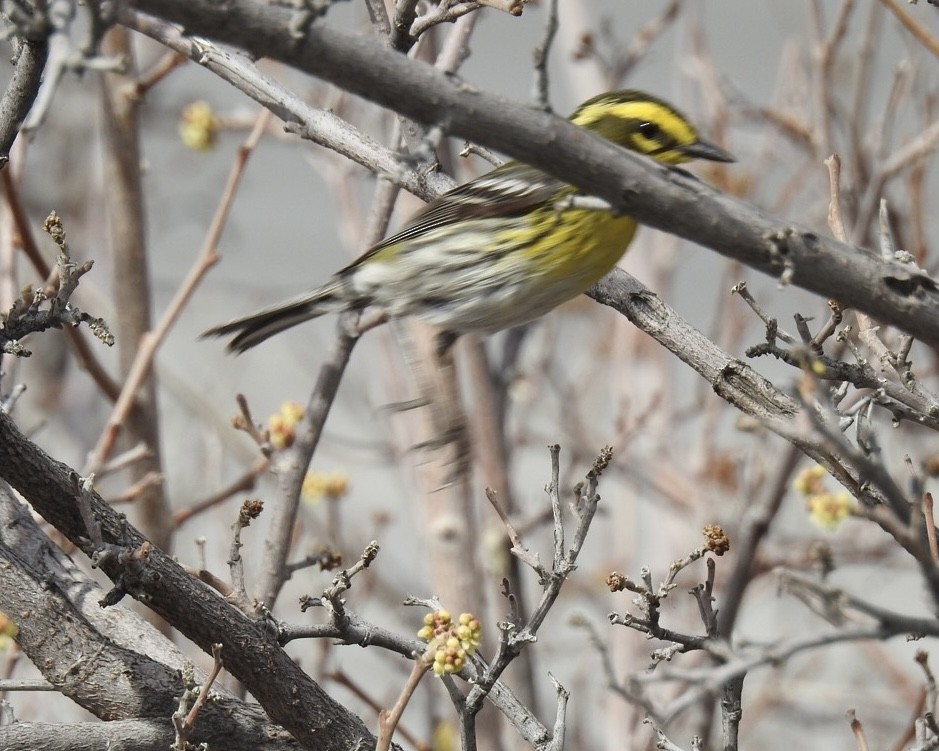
[132,51,187,98]
[811,0,856,159]
[433,6,481,74]
[485,486,542,572]
[0,168,51,281]
[888,686,926,751]
[232,393,269,447]
[878,0,939,61]
[83,108,272,475]
[180,563,234,599]
[852,65,913,243]
[485,488,524,551]
[326,671,429,751]
[824,154,848,243]
[376,660,430,751]
[878,118,939,181]
[846,709,871,751]
[184,644,225,728]
[924,493,939,564]
[849,1,883,182]
[530,0,558,109]
[107,471,164,505]
[610,0,684,85]
[916,651,938,724]
[173,455,269,527]
[96,442,152,477]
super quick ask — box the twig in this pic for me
[779,569,939,635]
[433,5,481,74]
[0,169,120,399]
[308,541,380,618]
[0,38,47,167]
[717,443,801,635]
[915,651,938,728]
[410,3,498,40]
[228,499,264,611]
[569,613,658,716]
[465,446,612,721]
[485,487,538,567]
[124,10,457,202]
[530,0,558,109]
[0,384,26,414]
[376,660,430,751]
[846,709,871,751]
[732,281,796,344]
[811,0,855,159]
[106,471,163,505]
[390,0,420,50]
[132,50,186,97]
[188,643,224,725]
[824,153,848,244]
[256,313,363,608]
[1,212,113,356]
[878,197,897,258]
[83,108,271,475]
[232,393,269,447]
[608,536,728,660]
[643,717,693,751]
[542,674,569,751]
[328,671,428,751]
[172,644,224,750]
[924,494,939,564]
[878,0,939,61]
[609,0,684,84]
[720,674,745,751]
[691,558,719,639]
[74,472,103,549]
[363,0,391,37]
[173,455,269,527]
[284,548,342,578]
[95,442,152,477]
[0,167,52,284]
[548,444,564,570]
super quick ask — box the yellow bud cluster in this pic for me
[179,101,218,152]
[301,471,350,505]
[793,465,854,530]
[793,464,826,496]
[268,401,305,450]
[418,610,482,677]
[806,492,853,530]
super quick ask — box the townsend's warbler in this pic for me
[206,90,733,353]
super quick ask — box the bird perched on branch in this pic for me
[205,89,733,354]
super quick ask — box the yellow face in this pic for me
[570,90,731,166]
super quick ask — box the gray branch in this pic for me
[0,36,47,167]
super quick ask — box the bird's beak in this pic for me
[681,138,735,163]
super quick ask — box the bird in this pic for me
[204,89,733,354]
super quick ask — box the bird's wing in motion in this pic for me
[340,162,565,271]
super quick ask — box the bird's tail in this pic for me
[203,281,347,354]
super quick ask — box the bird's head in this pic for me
[570,90,734,166]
